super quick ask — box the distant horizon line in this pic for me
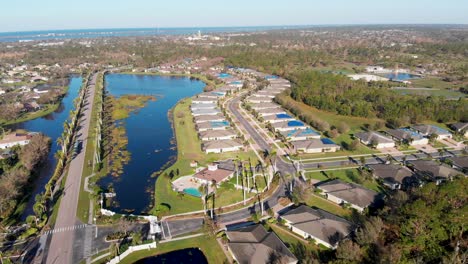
[1,23,467,34]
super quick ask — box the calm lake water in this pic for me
[134,248,208,264]
[7,77,82,219]
[99,74,205,214]
[385,72,420,81]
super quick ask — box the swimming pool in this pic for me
[287,120,304,127]
[218,73,231,78]
[210,121,230,127]
[183,188,202,197]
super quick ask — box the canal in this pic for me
[99,74,205,214]
[8,76,83,219]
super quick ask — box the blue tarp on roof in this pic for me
[276,113,292,119]
[321,138,336,145]
[287,120,304,127]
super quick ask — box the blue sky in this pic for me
[2,0,467,32]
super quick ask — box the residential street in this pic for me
[43,73,97,264]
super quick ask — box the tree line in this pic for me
[286,70,467,126]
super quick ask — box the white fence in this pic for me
[106,242,157,264]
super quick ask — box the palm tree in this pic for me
[210,180,217,219]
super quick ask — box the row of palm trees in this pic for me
[202,157,278,220]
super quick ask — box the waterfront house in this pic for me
[226,224,297,264]
[203,139,243,153]
[250,102,281,110]
[281,128,321,141]
[0,133,32,149]
[450,122,468,137]
[192,97,217,104]
[316,179,380,212]
[190,103,217,110]
[355,131,395,149]
[193,113,226,124]
[407,160,461,184]
[292,138,340,154]
[272,120,308,132]
[448,156,468,173]
[196,120,230,132]
[367,164,418,190]
[385,128,429,146]
[411,124,452,140]
[280,205,354,249]
[191,108,221,116]
[192,163,234,185]
[199,129,237,141]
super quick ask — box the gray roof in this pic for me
[203,139,243,150]
[412,124,451,136]
[451,122,468,132]
[227,224,297,264]
[281,205,354,247]
[292,139,339,150]
[355,131,394,144]
[193,113,226,123]
[316,179,380,209]
[199,129,236,139]
[408,160,461,179]
[449,156,468,170]
[368,164,415,185]
[249,102,281,110]
[386,129,424,141]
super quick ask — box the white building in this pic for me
[0,133,32,149]
[203,139,243,153]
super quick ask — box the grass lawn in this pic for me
[306,169,383,193]
[116,235,227,264]
[410,77,460,90]
[305,194,351,217]
[153,98,259,215]
[0,103,60,125]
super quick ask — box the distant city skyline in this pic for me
[2,0,468,32]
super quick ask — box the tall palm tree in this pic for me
[210,180,217,219]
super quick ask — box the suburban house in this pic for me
[255,107,286,117]
[280,205,354,249]
[367,164,418,190]
[355,131,395,149]
[193,113,226,123]
[448,156,468,173]
[251,92,276,98]
[450,122,468,137]
[263,113,296,124]
[203,139,243,153]
[256,90,282,97]
[199,129,237,141]
[316,179,380,212]
[272,120,308,132]
[291,138,340,153]
[250,102,281,110]
[385,128,429,146]
[192,163,234,185]
[226,224,297,264]
[190,103,217,110]
[0,133,33,149]
[246,96,273,104]
[407,160,461,184]
[192,97,217,104]
[198,91,225,98]
[281,128,321,141]
[411,124,452,140]
[191,108,221,116]
[196,120,230,132]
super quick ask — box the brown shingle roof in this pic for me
[317,179,380,209]
[227,224,297,264]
